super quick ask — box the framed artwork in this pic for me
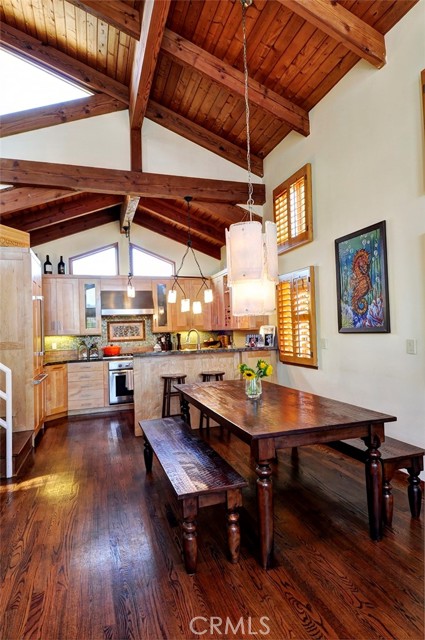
[335,220,390,333]
[107,320,145,341]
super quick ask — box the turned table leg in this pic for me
[364,433,383,541]
[182,498,198,574]
[143,437,153,473]
[256,460,274,569]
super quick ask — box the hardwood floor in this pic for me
[1,412,423,640]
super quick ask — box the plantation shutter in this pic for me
[277,266,318,368]
[273,164,312,254]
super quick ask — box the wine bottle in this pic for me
[58,256,66,275]
[43,255,53,275]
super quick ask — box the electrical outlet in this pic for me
[320,338,328,349]
[406,339,417,355]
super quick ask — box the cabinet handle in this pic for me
[33,373,48,385]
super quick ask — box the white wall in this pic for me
[264,1,425,450]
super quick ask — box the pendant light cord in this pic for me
[242,0,254,221]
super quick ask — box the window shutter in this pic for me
[273,164,312,254]
[277,266,318,368]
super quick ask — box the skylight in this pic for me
[0,49,91,116]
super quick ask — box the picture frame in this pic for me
[335,220,390,333]
[107,320,145,342]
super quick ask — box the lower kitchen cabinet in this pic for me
[45,364,68,419]
[67,362,106,411]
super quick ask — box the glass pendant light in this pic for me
[225,0,278,316]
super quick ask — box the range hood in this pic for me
[101,290,155,316]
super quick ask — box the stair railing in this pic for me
[0,363,13,479]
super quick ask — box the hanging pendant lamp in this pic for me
[225,0,278,316]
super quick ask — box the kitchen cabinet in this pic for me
[0,239,47,437]
[170,277,212,331]
[43,276,80,335]
[45,364,68,419]
[211,270,268,330]
[79,279,101,335]
[152,279,173,333]
[67,362,106,411]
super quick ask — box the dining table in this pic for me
[175,379,397,569]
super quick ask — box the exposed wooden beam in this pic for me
[192,202,261,226]
[146,100,264,177]
[66,0,141,39]
[130,0,171,129]
[1,158,266,205]
[138,198,225,244]
[134,210,220,259]
[161,29,310,137]
[120,196,140,231]
[130,128,142,171]
[0,23,129,104]
[5,194,123,231]
[30,208,120,246]
[0,94,127,138]
[279,0,386,69]
[0,187,75,215]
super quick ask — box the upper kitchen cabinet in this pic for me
[44,276,102,336]
[170,277,212,331]
[152,279,173,333]
[211,270,268,330]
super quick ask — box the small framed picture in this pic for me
[107,321,145,341]
[335,221,390,333]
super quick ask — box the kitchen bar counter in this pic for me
[133,348,278,436]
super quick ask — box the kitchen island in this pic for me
[133,348,277,436]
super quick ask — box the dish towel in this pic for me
[125,370,134,391]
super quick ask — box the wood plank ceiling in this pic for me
[0,0,418,258]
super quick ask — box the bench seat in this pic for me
[328,436,424,526]
[140,416,248,574]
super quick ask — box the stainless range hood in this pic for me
[101,290,155,316]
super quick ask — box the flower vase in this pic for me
[245,376,262,400]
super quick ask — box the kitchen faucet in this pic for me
[186,328,201,350]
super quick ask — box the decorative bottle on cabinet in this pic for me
[43,255,53,274]
[58,256,65,274]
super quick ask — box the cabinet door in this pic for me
[79,279,101,335]
[45,364,68,417]
[152,280,173,332]
[44,277,80,335]
[169,278,211,331]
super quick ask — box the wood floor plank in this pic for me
[0,412,423,640]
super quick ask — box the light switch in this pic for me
[406,339,417,355]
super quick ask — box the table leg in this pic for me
[364,433,383,541]
[256,460,274,569]
[180,396,191,426]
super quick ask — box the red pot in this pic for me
[102,345,121,356]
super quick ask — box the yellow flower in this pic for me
[243,370,255,379]
[265,364,273,376]
[238,359,272,379]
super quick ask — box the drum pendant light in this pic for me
[225,0,278,316]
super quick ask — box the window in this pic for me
[273,164,312,254]
[70,244,118,275]
[277,266,318,368]
[131,245,174,276]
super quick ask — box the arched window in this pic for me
[131,244,174,276]
[70,244,118,275]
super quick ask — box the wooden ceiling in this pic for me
[0,0,418,258]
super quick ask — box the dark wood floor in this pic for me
[1,412,423,640]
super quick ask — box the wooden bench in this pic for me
[139,416,248,574]
[328,437,424,526]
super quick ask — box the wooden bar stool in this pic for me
[161,374,187,418]
[199,371,225,431]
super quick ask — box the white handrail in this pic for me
[0,363,13,479]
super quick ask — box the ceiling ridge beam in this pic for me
[161,28,310,137]
[279,0,386,69]
[0,22,129,104]
[65,0,141,39]
[130,0,171,129]
[147,100,264,177]
[0,94,127,138]
[0,158,266,205]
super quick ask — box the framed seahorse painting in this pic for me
[335,220,390,333]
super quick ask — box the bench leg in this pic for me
[226,489,242,564]
[143,437,153,473]
[382,477,394,527]
[407,461,423,518]
[182,498,198,574]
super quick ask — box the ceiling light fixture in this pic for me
[124,224,135,298]
[167,195,213,313]
[225,0,278,316]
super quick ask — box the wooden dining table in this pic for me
[175,379,397,569]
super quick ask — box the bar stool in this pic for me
[199,371,225,431]
[161,374,187,418]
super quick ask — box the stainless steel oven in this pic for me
[108,359,134,405]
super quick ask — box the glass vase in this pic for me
[245,376,262,400]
